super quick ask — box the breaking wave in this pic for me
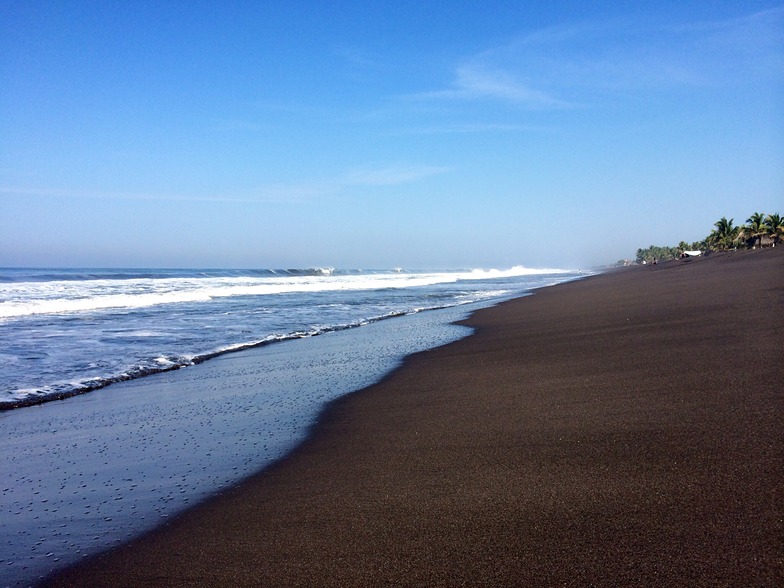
[0,266,570,319]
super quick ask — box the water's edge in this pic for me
[3,295,513,587]
[0,308,428,411]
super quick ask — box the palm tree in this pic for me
[744,212,767,248]
[708,217,740,251]
[764,213,784,246]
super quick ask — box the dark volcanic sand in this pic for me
[43,249,783,587]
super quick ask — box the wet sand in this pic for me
[43,249,783,587]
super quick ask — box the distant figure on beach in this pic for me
[652,258,657,265]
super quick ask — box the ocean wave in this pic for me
[0,267,569,319]
[0,266,588,411]
[0,267,389,283]
[2,292,516,410]
[0,309,431,409]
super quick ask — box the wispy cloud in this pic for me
[333,46,384,70]
[388,122,548,136]
[663,7,784,79]
[249,164,448,201]
[251,164,449,201]
[406,6,783,109]
[208,118,271,133]
[0,164,449,205]
[341,164,449,186]
[407,62,570,109]
[430,63,569,108]
[0,186,263,204]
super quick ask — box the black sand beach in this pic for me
[43,249,783,586]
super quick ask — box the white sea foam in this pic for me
[0,267,570,319]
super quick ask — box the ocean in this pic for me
[0,266,585,585]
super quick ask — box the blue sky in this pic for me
[2,1,782,269]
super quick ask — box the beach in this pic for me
[43,249,783,586]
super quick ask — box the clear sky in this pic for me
[2,1,782,269]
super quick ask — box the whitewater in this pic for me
[0,266,579,408]
[0,265,586,586]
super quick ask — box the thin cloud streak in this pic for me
[405,63,571,109]
[0,186,263,204]
[341,165,449,186]
[388,122,549,136]
[403,7,783,109]
[0,164,449,205]
[333,46,385,70]
[208,118,271,133]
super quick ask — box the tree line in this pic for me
[635,212,783,264]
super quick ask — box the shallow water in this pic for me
[0,301,485,586]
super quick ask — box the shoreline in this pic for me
[43,249,783,586]
[3,296,492,587]
[0,307,428,411]
[3,267,580,412]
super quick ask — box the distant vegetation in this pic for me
[633,212,783,264]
